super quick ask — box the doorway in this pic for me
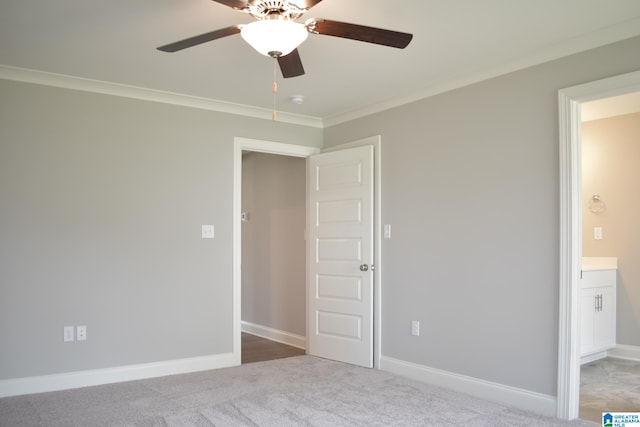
[557,70,640,419]
[241,151,307,363]
[232,136,383,368]
[579,94,640,422]
[233,138,319,364]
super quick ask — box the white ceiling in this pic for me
[2,0,640,125]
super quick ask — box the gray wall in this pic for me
[323,36,640,396]
[582,112,640,347]
[241,152,306,336]
[0,79,321,380]
[2,34,640,400]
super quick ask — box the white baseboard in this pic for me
[241,321,306,350]
[608,344,640,361]
[581,350,608,365]
[380,356,556,417]
[0,352,237,398]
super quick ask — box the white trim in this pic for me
[322,136,382,369]
[234,137,320,157]
[557,69,640,420]
[233,138,320,365]
[608,344,640,362]
[6,14,640,131]
[0,352,235,398]
[0,65,323,128]
[380,356,556,417]
[557,88,583,420]
[581,351,608,365]
[241,321,306,350]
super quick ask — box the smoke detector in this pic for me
[290,95,305,104]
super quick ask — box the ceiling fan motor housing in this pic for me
[247,0,306,20]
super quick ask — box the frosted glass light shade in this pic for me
[241,19,308,57]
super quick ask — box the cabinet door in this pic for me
[593,286,616,351]
[580,288,597,355]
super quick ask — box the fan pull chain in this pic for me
[272,58,278,122]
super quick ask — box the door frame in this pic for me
[557,70,640,419]
[233,137,320,365]
[232,135,383,368]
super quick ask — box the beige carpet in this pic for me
[1,356,598,426]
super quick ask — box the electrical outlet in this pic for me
[201,225,215,239]
[77,325,87,341]
[64,326,74,342]
[411,320,420,336]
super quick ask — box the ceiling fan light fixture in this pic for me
[240,18,308,57]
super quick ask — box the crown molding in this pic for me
[0,65,323,129]
[4,16,640,131]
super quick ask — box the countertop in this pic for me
[582,257,618,271]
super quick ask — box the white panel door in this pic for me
[308,145,374,368]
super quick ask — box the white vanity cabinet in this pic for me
[580,258,617,364]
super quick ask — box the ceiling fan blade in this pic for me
[277,49,305,78]
[210,0,249,10]
[307,18,412,49]
[157,25,241,52]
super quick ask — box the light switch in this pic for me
[411,320,420,336]
[384,224,392,239]
[202,225,215,239]
[64,326,74,342]
[594,227,602,240]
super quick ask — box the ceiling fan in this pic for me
[157,0,413,78]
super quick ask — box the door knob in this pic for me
[360,264,369,271]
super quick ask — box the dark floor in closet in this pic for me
[241,332,306,364]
